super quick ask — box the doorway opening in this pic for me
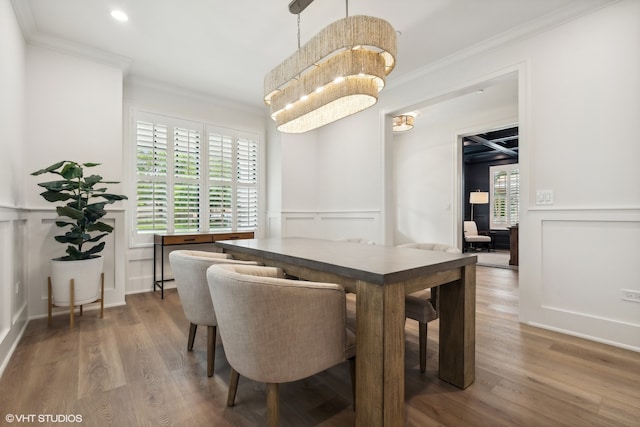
[461,125,519,269]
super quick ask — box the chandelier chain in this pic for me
[297,14,301,49]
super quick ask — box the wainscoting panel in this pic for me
[0,207,28,377]
[541,219,640,326]
[12,220,27,323]
[523,209,640,350]
[0,219,10,338]
[282,211,381,242]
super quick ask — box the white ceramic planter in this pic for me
[50,256,104,306]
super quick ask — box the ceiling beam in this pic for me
[466,135,518,157]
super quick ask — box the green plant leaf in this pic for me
[41,191,74,203]
[85,204,107,222]
[85,242,106,256]
[87,233,108,243]
[101,193,128,201]
[84,175,102,187]
[87,222,114,233]
[54,231,89,245]
[57,205,84,220]
[55,220,75,228]
[60,163,83,180]
[37,180,78,191]
[31,161,66,176]
[65,246,83,260]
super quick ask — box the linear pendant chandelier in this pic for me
[264,2,397,133]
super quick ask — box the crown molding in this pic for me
[10,0,36,37]
[10,0,132,72]
[28,33,132,71]
[387,0,618,91]
[124,75,267,117]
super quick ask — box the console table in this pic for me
[153,231,254,298]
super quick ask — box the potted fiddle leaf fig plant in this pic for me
[32,161,127,306]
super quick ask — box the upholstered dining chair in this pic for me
[168,250,259,377]
[206,263,356,427]
[463,220,493,252]
[398,242,462,373]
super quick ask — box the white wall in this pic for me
[280,106,384,243]
[24,45,127,317]
[0,0,28,377]
[25,45,125,206]
[280,0,640,350]
[0,0,25,207]
[265,120,283,237]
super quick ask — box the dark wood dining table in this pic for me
[215,237,477,427]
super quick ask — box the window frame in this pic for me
[129,110,262,247]
[489,163,519,230]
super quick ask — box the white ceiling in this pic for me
[12,0,613,110]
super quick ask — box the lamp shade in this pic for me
[393,115,414,131]
[469,191,489,204]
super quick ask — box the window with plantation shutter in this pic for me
[133,111,261,243]
[490,164,519,229]
[206,128,259,231]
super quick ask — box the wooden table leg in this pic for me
[355,280,405,427]
[438,264,476,388]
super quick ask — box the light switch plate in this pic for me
[536,190,554,205]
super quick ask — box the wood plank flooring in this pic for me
[1,266,639,426]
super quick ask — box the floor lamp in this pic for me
[469,190,489,221]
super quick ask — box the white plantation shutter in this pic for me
[133,111,260,241]
[136,120,168,231]
[173,127,201,232]
[490,164,519,229]
[208,130,233,230]
[236,136,259,230]
[509,169,520,225]
[207,127,260,231]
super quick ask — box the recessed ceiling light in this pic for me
[110,10,128,22]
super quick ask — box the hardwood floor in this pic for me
[1,266,638,426]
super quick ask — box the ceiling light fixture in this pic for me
[393,114,414,132]
[110,10,128,22]
[264,0,397,133]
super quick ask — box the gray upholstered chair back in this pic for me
[169,250,258,326]
[206,263,354,384]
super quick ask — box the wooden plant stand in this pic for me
[47,273,104,328]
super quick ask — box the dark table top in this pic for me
[215,237,476,285]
